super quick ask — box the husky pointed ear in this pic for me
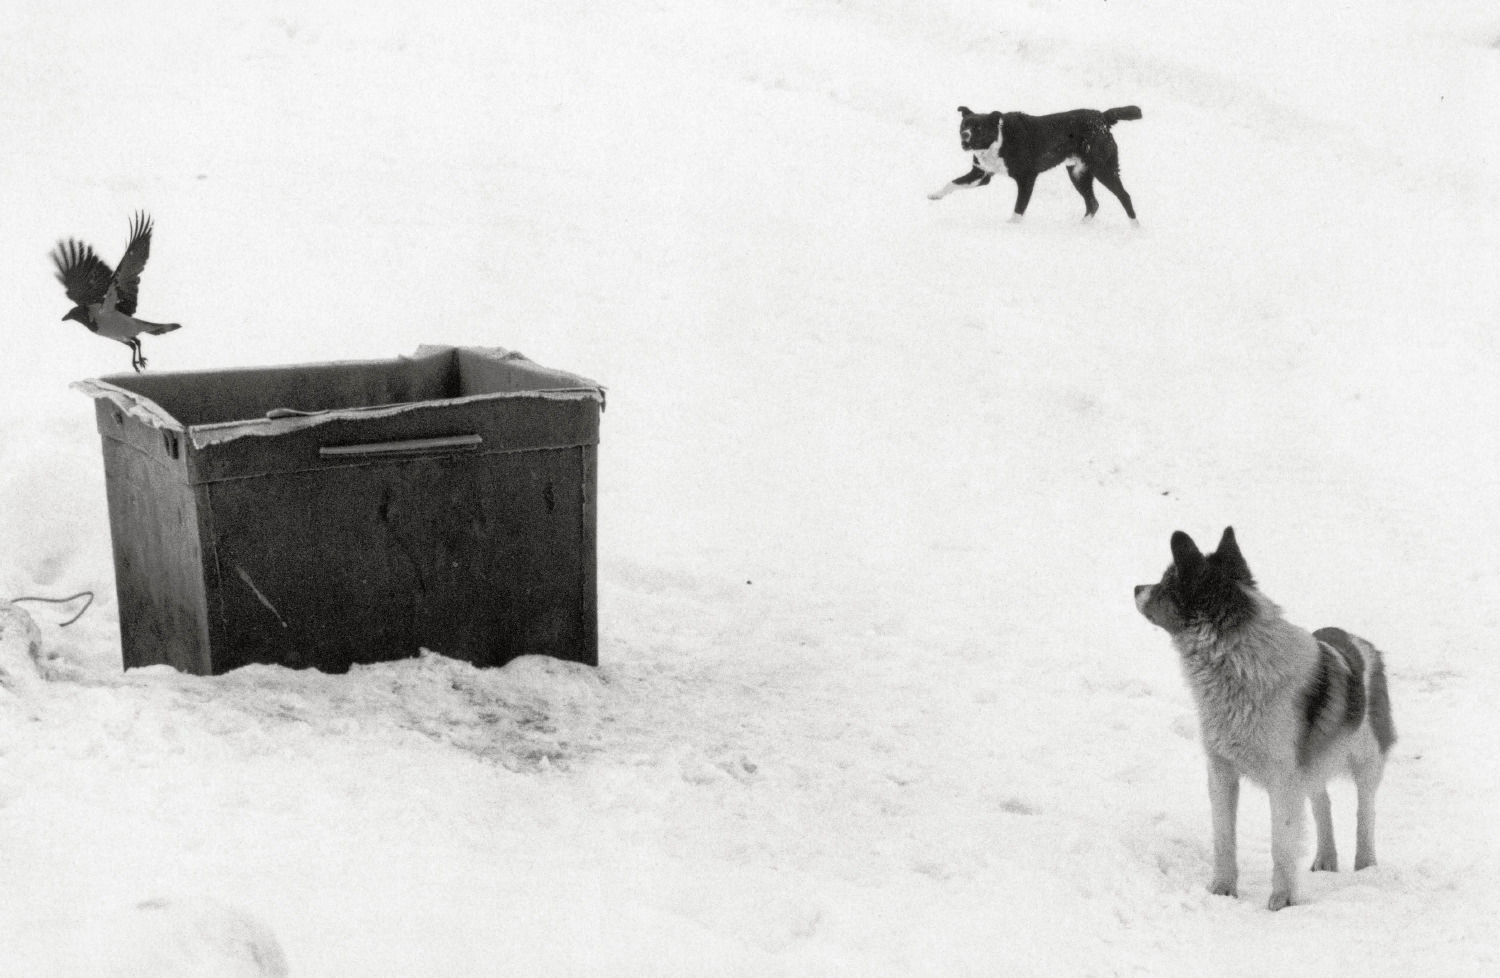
[958,106,973,116]
[1214,526,1254,581]
[1170,531,1204,576]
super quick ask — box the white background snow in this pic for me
[2,0,1498,974]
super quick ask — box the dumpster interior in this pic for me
[96,347,589,427]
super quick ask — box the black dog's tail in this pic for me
[1103,105,1142,125]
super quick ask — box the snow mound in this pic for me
[75,897,289,978]
[0,601,43,699]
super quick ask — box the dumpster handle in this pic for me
[319,434,483,458]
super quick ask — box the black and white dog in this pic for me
[929,105,1141,224]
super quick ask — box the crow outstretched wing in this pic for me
[51,239,114,310]
[110,211,154,316]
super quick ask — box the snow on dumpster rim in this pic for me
[71,344,606,450]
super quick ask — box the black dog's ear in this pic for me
[1170,531,1204,577]
[958,106,972,116]
[1212,526,1254,582]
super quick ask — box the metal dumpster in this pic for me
[75,345,603,675]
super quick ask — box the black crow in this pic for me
[52,212,180,372]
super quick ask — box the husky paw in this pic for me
[1310,854,1339,872]
[1208,879,1237,899]
[1267,891,1294,912]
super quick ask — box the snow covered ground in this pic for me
[2,0,1498,974]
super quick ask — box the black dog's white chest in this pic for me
[972,140,1008,176]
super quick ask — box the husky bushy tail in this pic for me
[1102,105,1142,125]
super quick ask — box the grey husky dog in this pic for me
[1134,527,1396,911]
